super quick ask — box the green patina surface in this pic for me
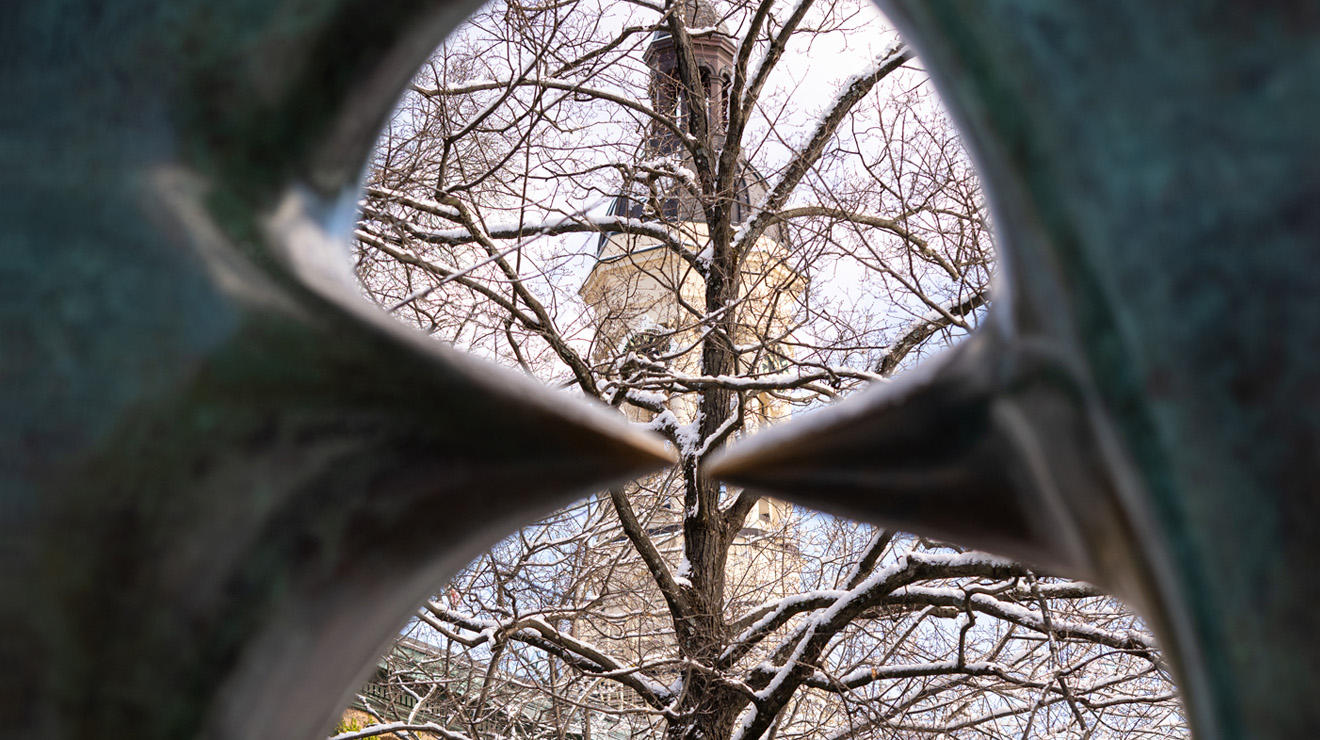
[2,2,668,738]
[879,3,1320,737]
[3,0,1319,738]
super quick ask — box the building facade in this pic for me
[576,0,808,719]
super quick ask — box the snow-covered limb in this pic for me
[658,1,718,184]
[804,659,1010,691]
[363,186,462,222]
[732,44,912,261]
[721,590,846,665]
[618,389,669,413]
[364,200,684,254]
[330,721,481,740]
[841,528,895,589]
[607,485,697,625]
[806,656,1162,696]
[724,550,1023,667]
[727,551,1029,740]
[356,229,545,330]
[1007,579,1105,600]
[640,408,691,452]
[358,204,608,398]
[822,688,1178,740]
[763,204,959,280]
[869,288,989,376]
[887,585,1160,660]
[621,366,880,393]
[414,75,696,150]
[421,603,675,707]
[694,394,742,459]
[631,157,703,197]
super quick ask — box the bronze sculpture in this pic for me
[2,0,1316,738]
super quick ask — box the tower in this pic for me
[580,0,802,433]
[645,0,734,157]
[576,0,806,687]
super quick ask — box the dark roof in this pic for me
[651,0,729,43]
[683,0,724,29]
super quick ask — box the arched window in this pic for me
[623,328,672,360]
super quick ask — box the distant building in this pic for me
[580,0,803,429]
[343,637,632,739]
[576,0,807,720]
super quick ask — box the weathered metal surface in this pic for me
[0,2,672,739]
[5,0,1319,739]
[711,3,1320,739]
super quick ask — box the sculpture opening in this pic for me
[341,0,1186,737]
[9,0,1315,737]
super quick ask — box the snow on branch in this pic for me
[889,585,1160,660]
[732,44,912,260]
[722,551,1023,670]
[414,75,694,149]
[330,721,481,740]
[421,603,675,707]
[729,552,1029,740]
[621,367,880,394]
[803,659,1011,692]
[364,198,683,253]
[363,186,462,222]
[875,289,989,376]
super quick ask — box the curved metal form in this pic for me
[712,3,1320,739]
[3,1,1318,739]
[0,2,672,738]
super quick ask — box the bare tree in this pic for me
[343,0,1186,738]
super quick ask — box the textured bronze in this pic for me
[4,1,1318,739]
[0,2,671,738]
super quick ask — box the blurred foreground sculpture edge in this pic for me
[0,2,672,739]
[4,1,1318,740]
